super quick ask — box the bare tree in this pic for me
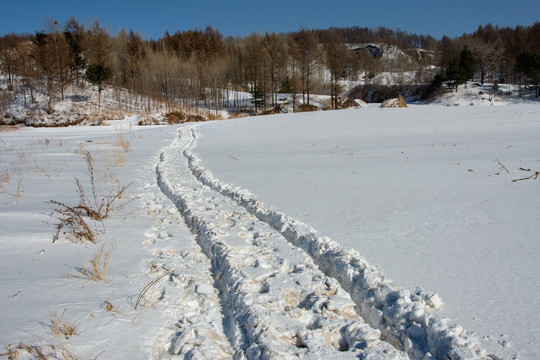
[242,34,265,111]
[1,44,19,90]
[287,35,302,112]
[322,31,348,109]
[31,27,68,114]
[463,37,504,84]
[85,21,111,66]
[64,17,85,85]
[262,32,288,109]
[291,29,320,106]
[44,19,69,100]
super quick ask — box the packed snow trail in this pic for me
[136,180,234,358]
[156,124,494,360]
[157,127,407,359]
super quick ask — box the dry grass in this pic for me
[113,129,132,153]
[88,108,131,125]
[0,168,11,188]
[134,270,173,310]
[105,129,132,168]
[1,342,85,360]
[79,244,114,281]
[0,125,19,132]
[49,309,77,339]
[51,151,132,243]
[15,175,24,199]
[0,169,24,202]
[106,151,126,168]
[164,111,186,124]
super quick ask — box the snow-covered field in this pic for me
[0,101,538,359]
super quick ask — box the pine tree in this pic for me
[85,63,112,108]
[516,52,540,97]
[444,47,476,92]
[250,85,265,111]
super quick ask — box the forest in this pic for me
[1,17,539,116]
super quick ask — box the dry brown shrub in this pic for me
[79,244,114,281]
[186,114,205,122]
[51,151,132,243]
[49,309,77,339]
[206,112,223,121]
[341,97,361,108]
[164,111,186,124]
[3,342,83,360]
[0,125,18,132]
[297,104,318,112]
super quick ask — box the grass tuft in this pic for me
[50,151,131,243]
[49,309,77,339]
[79,244,114,281]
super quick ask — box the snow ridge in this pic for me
[156,126,408,359]
[180,126,494,360]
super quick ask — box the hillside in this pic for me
[1,71,539,128]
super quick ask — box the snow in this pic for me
[192,104,540,359]
[0,98,539,359]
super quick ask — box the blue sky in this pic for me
[1,0,539,39]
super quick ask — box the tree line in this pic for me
[1,18,539,115]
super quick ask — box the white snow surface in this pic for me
[192,104,540,359]
[0,101,538,359]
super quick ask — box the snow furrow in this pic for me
[181,126,494,360]
[156,127,408,359]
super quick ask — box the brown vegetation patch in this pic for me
[297,104,319,112]
[340,98,362,108]
[380,95,407,108]
[165,111,186,124]
[186,114,205,122]
[0,125,19,132]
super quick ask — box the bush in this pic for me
[165,111,186,124]
[186,114,205,122]
[297,104,318,112]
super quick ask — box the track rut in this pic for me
[156,125,491,360]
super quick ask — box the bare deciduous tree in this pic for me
[291,29,320,107]
[262,32,288,109]
[322,31,348,109]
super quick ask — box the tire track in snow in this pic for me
[170,125,496,360]
[156,127,408,359]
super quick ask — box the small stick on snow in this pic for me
[229,155,239,161]
[134,270,173,309]
[9,290,21,298]
[512,172,540,182]
[496,159,509,173]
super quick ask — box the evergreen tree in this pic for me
[459,46,476,81]
[85,63,112,108]
[443,47,477,92]
[250,85,265,111]
[64,17,86,84]
[516,52,540,96]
